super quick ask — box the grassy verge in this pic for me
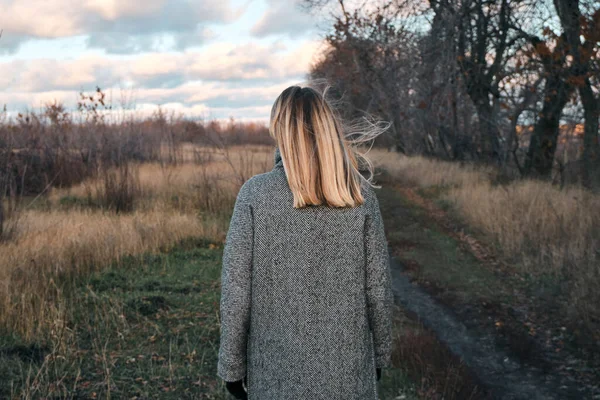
[1,237,418,399]
[1,238,226,399]
[388,304,488,400]
[373,171,599,392]
[0,145,268,341]
[371,148,599,349]
[380,183,523,306]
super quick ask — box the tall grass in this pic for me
[445,179,600,324]
[375,149,600,326]
[3,132,598,375]
[0,209,210,340]
[0,142,273,341]
[50,145,272,212]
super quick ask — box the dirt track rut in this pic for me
[389,255,591,400]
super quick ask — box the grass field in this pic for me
[1,144,598,399]
[373,157,600,394]
[0,237,417,399]
[0,145,420,398]
[375,151,600,328]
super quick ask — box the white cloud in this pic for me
[1,82,293,122]
[1,1,83,38]
[0,0,239,54]
[250,0,314,38]
[84,0,166,20]
[0,37,323,119]
[0,39,323,93]
[0,1,325,121]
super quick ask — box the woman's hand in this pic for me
[225,377,247,399]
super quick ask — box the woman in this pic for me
[217,82,394,399]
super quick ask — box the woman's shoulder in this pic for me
[236,171,279,201]
[360,177,377,196]
[243,170,277,189]
[360,181,382,213]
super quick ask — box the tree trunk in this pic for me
[392,118,407,155]
[579,79,600,189]
[552,0,599,188]
[524,75,572,179]
[473,97,501,163]
[0,195,4,240]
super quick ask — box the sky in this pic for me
[0,0,328,124]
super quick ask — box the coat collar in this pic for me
[273,146,284,170]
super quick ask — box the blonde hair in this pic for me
[269,80,390,209]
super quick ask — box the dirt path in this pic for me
[391,256,569,400]
[381,183,598,400]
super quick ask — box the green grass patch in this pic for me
[379,185,523,306]
[415,185,452,201]
[1,236,417,399]
[1,239,228,399]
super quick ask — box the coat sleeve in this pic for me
[364,187,394,369]
[217,181,254,382]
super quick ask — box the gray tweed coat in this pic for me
[217,146,394,399]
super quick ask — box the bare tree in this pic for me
[429,0,523,164]
[553,0,600,188]
[307,0,424,154]
[304,0,599,186]
[523,33,574,179]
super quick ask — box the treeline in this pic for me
[304,0,600,189]
[0,87,270,235]
[0,87,270,196]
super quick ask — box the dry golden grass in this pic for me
[49,145,273,212]
[445,179,599,271]
[0,209,219,339]
[372,150,492,188]
[376,149,600,324]
[0,145,274,340]
[3,143,598,339]
[445,179,600,322]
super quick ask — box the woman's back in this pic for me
[218,146,394,399]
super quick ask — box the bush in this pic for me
[97,163,141,213]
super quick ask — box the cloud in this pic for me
[185,40,322,81]
[0,0,323,121]
[0,56,117,92]
[0,37,323,119]
[0,0,240,54]
[250,0,314,38]
[0,40,323,93]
